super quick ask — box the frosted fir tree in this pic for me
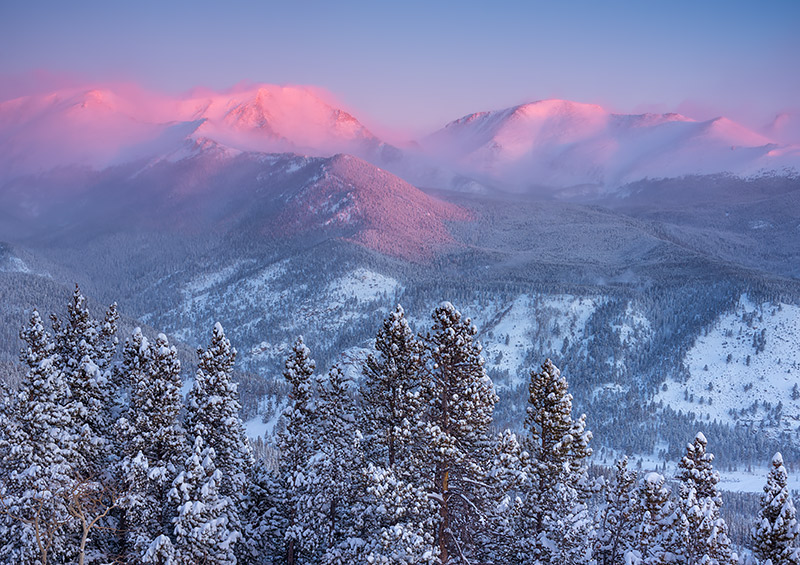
[276,335,316,565]
[752,452,800,565]
[299,365,365,562]
[422,302,499,564]
[51,286,118,474]
[186,323,252,557]
[116,330,187,561]
[629,471,681,565]
[518,358,594,565]
[475,429,529,564]
[594,457,638,565]
[0,311,79,564]
[348,463,439,565]
[142,534,176,564]
[675,432,737,565]
[241,460,284,565]
[362,304,428,475]
[51,285,98,373]
[170,436,237,565]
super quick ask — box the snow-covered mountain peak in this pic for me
[423,98,797,192]
[0,83,389,181]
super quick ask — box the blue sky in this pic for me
[2,0,798,134]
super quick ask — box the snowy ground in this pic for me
[655,295,800,432]
[324,268,400,305]
[596,447,800,494]
[0,255,31,273]
[244,409,283,442]
[473,294,599,387]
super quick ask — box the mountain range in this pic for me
[1,83,797,193]
[2,82,800,473]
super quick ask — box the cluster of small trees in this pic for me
[0,288,798,564]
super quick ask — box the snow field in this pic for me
[474,294,598,387]
[656,295,800,431]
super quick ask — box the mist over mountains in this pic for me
[2,81,800,477]
[1,83,797,192]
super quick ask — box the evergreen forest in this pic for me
[1,287,798,565]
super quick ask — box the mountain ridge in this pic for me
[1,84,798,194]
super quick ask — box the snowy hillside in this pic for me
[657,295,800,432]
[466,294,599,388]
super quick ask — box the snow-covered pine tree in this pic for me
[475,429,528,564]
[299,364,365,563]
[752,452,800,565]
[630,471,681,565]
[117,330,187,561]
[242,459,284,565]
[142,534,176,564]
[276,335,316,565]
[51,285,98,374]
[350,463,439,565]
[518,358,594,564]
[51,285,117,475]
[362,304,428,475]
[675,432,737,565]
[422,302,499,564]
[593,457,638,565]
[96,302,119,372]
[170,437,237,565]
[186,323,252,558]
[0,311,79,564]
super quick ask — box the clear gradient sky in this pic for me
[1,0,798,136]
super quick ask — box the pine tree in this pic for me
[422,302,498,564]
[242,460,284,565]
[752,452,800,565]
[186,323,252,558]
[675,432,737,565]
[51,285,117,475]
[518,358,593,564]
[630,472,681,565]
[348,306,442,565]
[276,336,316,565]
[142,534,176,564]
[170,437,237,565]
[299,365,365,562]
[594,457,638,565]
[0,311,79,564]
[362,304,427,474]
[117,330,187,561]
[352,463,439,565]
[476,429,528,564]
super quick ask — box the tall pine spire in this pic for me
[274,336,317,565]
[117,329,187,561]
[518,358,593,564]
[752,452,800,565]
[423,302,498,564]
[186,323,252,560]
[0,311,78,564]
[675,432,737,565]
[362,304,427,475]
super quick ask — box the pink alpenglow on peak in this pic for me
[276,154,471,261]
[0,83,385,181]
[423,99,797,191]
[0,82,798,191]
